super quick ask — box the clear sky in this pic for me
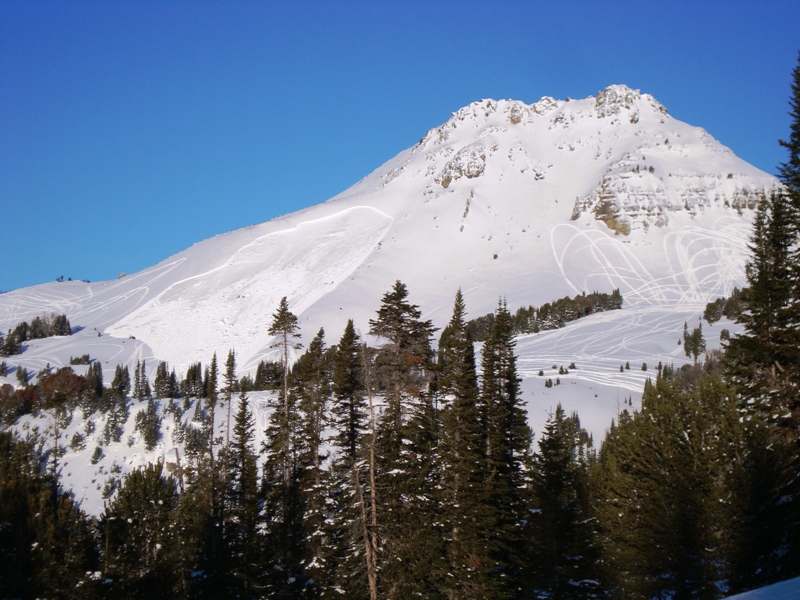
[1,1,798,292]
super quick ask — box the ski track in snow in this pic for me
[0,206,394,377]
[551,216,750,309]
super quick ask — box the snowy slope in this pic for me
[723,577,800,600]
[14,391,279,515]
[1,86,778,508]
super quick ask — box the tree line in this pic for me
[466,289,622,341]
[0,312,71,356]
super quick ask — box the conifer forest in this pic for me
[2,55,800,600]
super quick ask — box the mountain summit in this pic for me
[0,86,777,377]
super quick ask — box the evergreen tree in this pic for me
[724,53,800,584]
[779,51,800,210]
[206,353,220,468]
[773,50,800,581]
[773,51,800,425]
[110,364,131,399]
[478,298,532,593]
[262,298,305,597]
[683,322,706,363]
[254,359,283,391]
[594,368,747,599]
[36,362,53,386]
[0,431,99,599]
[328,320,374,599]
[223,349,237,452]
[294,328,332,595]
[224,390,261,597]
[369,281,437,413]
[103,381,129,445]
[141,360,151,398]
[438,290,504,598]
[368,281,442,598]
[204,352,225,587]
[331,320,366,466]
[529,405,601,598]
[134,360,143,399]
[268,296,302,486]
[85,361,104,400]
[153,361,173,399]
[52,314,72,336]
[723,190,799,587]
[15,365,28,385]
[261,387,305,598]
[103,463,180,598]
[0,329,22,356]
[171,472,216,599]
[181,362,205,399]
[726,189,797,417]
[134,396,162,451]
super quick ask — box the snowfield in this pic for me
[723,577,800,600]
[1,85,775,511]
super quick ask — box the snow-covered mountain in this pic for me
[1,85,778,477]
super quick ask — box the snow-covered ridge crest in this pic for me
[417,96,562,148]
[418,84,666,151]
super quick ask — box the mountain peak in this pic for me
[594,84,668,118]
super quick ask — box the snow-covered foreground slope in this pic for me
[1,85,775,508]
[15,392,278,515]
[723,577,800,600]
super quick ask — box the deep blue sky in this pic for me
[1,1,799,292]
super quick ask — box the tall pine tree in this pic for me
[328,320,376,599]
[594,368,746,599]
[103,463,180,598]
[723,54,800,584]
[269,296,302,485]
[438,289,504,598]
[262,297,306,597]
[293,328,332,595]
[529,405,601,598]
[725,189,797,409]
[478,298,532,595]
[224,390,261,597]
[368,281,443,598]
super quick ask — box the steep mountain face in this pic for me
[0,85,777,378]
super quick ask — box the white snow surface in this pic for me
[723,577,800,600]
[1,86,778,513]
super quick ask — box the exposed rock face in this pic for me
[411,84,775,235]
[594,85,668,119]
[572,164,770,234]
[436,144,488,187]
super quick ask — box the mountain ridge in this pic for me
[1,85,777,376]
